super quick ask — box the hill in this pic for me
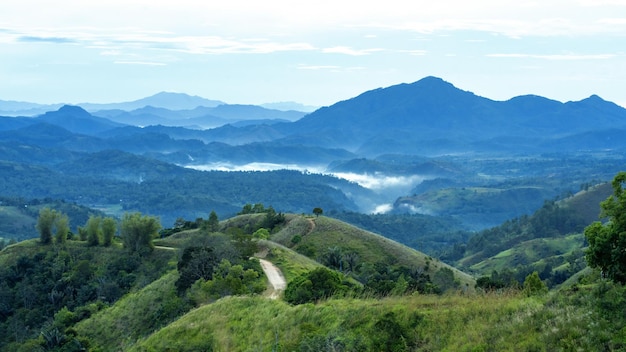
[264,214,475,291]
[5,201,626,350]
[446,182,614,288]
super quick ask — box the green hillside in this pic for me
[267,214,475,290]
[4,189,626,351]
[130,280,626,352]
[450,182,613,289]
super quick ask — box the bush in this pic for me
[284,267,346,304]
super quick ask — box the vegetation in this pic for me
[330,210,470,256]
[120,212,160,255]
[0,238,176,351]
[447,183,615,289]
[585,171,626,283]
[284,267,348,304]
[4,175,626,350]
[129,276,626,351]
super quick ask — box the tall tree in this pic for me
[205,211,219,233]
[121,212,160,255]
[585,172,626,283]
[54,213,69,244]
[101,217,117,247]
[37,207,56,245]
[86,216,102,247]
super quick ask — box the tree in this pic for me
[205,210,219,232]
[523,271,547,296]
[86,216,102,247]
[37,207,70,245]
[313,207,323,217]
[101,217,117,247]
[176,246,218,293]
[585,172,626,284]
[121,212,160,255]
[37,207,56,244]
[54,213,69,244]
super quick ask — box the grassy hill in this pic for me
[267,214,475,290]
[128,281,626,351]
[6,201,626,351]
[450,182,613,288]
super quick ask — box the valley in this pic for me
[1,77,626,350]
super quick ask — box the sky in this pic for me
[1,0,625,107]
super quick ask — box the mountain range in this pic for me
[4,76,626,155]
[1,76,625,230]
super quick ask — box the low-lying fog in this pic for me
[186,162,432,214]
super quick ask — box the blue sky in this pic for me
[1,0,625,107]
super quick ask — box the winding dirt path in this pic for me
[258,258,286,300]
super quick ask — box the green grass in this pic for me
[469,234,585,274]
[130,291,555,351]
[273,215,476,289]
[74,270,190,352]
[260,240,323,282]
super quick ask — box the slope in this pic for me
[267,214,475,290]
[451,182,613,287]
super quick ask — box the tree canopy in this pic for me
[121,212,160,255]
[585,172,626,283]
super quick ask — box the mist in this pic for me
[185,162,432,215]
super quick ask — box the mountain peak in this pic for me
[57,104,91,116]
[40,105,91,120]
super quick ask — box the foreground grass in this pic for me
[130,291,556,351]
[75,271,191,352]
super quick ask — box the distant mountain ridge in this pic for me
[78,91,225,111]
[0,92,312,117]
[271,76,626,155]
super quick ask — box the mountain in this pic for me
[79,91,224,111]
[0,99,64,116]
[274,76,626,155]
[92,104,306,129]
[39,105,126,135]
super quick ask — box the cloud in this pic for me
[4,26,318,56]
[372,203,393,214]
[322,46,383,56]
[487,53,618,60]
[399,49,428,56]
[330,172,428,191]
[114,60,166,66]
[297,64,341,70]
[17,35,75,44]
[296,64,366,73]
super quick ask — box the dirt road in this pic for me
[258,258,286,299]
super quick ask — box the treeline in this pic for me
[0,196,105,242]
